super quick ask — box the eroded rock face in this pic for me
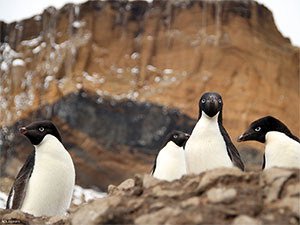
[0,0,299,137]
[0,168,299,225]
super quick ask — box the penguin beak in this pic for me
[19,127,27,135]
[204,97,219,117]
[237,130,252,142]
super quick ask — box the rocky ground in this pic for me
[0,167,299,225]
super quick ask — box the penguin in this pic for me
[151,130,190,181]
[6,120,75,217]
[185,92,244,174]
[238,116,300,169]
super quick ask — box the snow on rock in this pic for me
[0,191,8,209]
[72,185,106,206]
[20,36,42,47]
[12,59,25,67]
[0,62,9,72]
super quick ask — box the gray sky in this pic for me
[0,0,299,47]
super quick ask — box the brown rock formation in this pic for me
[0,168,299,224]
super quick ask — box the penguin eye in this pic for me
[218,99,222,103]
[254,127,261,132]
[39,127,45,132]
[173,134,178,139]
[201,99,206,103]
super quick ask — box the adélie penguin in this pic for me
[238,116,300,169]
[6,121,75,217]
[151,130,190,181]
[185,92,244,174]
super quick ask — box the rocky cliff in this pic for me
[0,168,299,224]
[0,0,299,189]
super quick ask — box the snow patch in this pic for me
[72,185,106,205]
[21,36,42,47]
[0,191,8,209]
[0,62,9,72]
[72,21,86,28]
[12,59,25,67]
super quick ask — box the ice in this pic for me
[34,15,42,21]
[154,76,161,83]
[21,36,42,47]
[83,72,105,84]
[131,52,140,60]
[12,59,25,67]
[0,192,8,209]
[0,62,9,72]
[44,75,54,89]
[146,65,157,72]
[72,21,85,28]
[163,69,173,75]
[32,46,42,54]
[131,67,139,75]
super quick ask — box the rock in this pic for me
[273,197,300,217]
[1,0,299,191]
[207,187,237,204]
[285,183,300,197]
[108,178,135,196]
[261,168,295,203]
[180,197,200,208]
[1,210,27,223]
[71,196,122,225]
[0,168,299,224]
[196,167,244,193]
[151,186,185,198]
[134,207,181,225]
[232,215,262,225]
[117,178,135,190]
[142,174,161,189]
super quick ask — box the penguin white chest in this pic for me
[265,132,300,169]
[153,142,186,181]
[185,115,233,174]
[21,135,75,216]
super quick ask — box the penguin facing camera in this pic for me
[185,92,244,174]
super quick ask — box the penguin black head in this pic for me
[237,116,295,143]
[19,120,62,145]
[199,92,223,118]
[167,130,190,147]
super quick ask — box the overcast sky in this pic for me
[0,0,299,47]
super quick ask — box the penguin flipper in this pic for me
[262,154,266,170]
[219,125,245,171]
[150,154,158,175]
[6,151,35,209]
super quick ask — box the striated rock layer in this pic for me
[0,168,299,224]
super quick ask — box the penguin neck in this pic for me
[198,110,222,125]
[34,134,65,156]
[164,141,181,150]
[192,112,220,136]
[265,131,296,145]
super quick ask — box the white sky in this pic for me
[0,0,299,47]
